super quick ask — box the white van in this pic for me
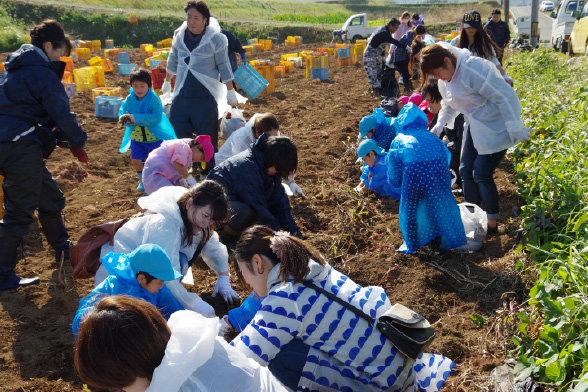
[341,14,377,42]
[550,0,585,52]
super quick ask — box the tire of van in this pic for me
[561,41,568,53]
[568,41,574,56]
[352,35,362,43]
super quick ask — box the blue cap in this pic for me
[356,139,386,163]
[129,244,183,281]
[358,115,377,139]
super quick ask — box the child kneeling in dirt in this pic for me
[141,135,214,195]
[358,109,397,151]
[355,139,401,199]
[387,103,466,254]
[118,68,177,192]
[71,243,183,339]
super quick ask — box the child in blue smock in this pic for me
[387,103,466,254]
[71,243,183,339]
[357,108,398,151]
[118,68,177,192]
[355,139,401,199]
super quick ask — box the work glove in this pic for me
[193,296,216,318]
[186,175,197,186]
[430,123,444,137]
[354,184,364,193]
[226,89,239,106]
[70,147,88,163]
[178,178,188,188]
[504,74,514,87]
[212,275,240,305]
[509,127,531,144]
[162,80,172,94]
[289,182,307,199]
[218,316,234,337]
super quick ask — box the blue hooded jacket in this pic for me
[207,133,302,237]
[360,154,401,199]
[118,87,177,153]
[71,251,183,339]
[0,44,86,147]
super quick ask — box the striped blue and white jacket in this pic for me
[233,260,455,392]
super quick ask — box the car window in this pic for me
[581,1,588,16]
[565,1,579,13]
[351,17,363,26]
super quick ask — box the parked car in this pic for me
[541,1,555,11]
[341,13,377,42]
[569,1,588,54]
[551,0,585,52]
[513,16,533,38]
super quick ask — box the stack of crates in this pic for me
[95,96,123,118]
[252,43,264,53]
[354,43,366,63]
[309,55,328,81]
[252,65,275,97]
[161,38,173,48]
[281,53,299,61]
[61,56,74,73]
[105,39,114,49]
[233,63,269,99]
[75,48,91,60]
[92,40,101,51]
[335,44,347,58]
[92,87,122,103]
[317,48,330,56]
[259,39,272,51]
[337,47,352,67]
[247,38,257,44]
[151,70,176,91]
[73,67,97,92]
[279,61,294,73]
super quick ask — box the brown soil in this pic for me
[0,44,526,391]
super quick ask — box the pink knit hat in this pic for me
[195,135,214,163]
[398,96,409,105]
[408,92,423,106]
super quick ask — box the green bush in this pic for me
[0,5,28,52]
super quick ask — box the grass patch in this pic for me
[0,4,28,52]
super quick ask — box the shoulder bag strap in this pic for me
[302,280,375,326]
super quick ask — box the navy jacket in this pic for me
[221,28,245,73]
[207,133,301,237]
[484,20,511,49]
[0,44,86,147]
[368,26,406,50]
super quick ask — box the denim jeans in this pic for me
[459,129,506,220]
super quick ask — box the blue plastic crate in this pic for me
[247,38,257,44]
[118,52,130,64]
[233,63,268,100]
[149,59,162,69]
[71,52,77,61]
[337,47,350,58]
[118,63,138,75]
[95,96,123,118]
[310,67,328,80]
[63,83,76,98]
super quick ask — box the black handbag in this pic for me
[302,280,435,360]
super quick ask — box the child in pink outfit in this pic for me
[142,135,214,195]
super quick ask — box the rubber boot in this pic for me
[137,171,145,193]
[38,212,70,262]
[0,240,40,290]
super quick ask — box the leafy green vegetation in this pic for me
[507,49,588,391]
[271,13,351,26]
[0,4,28,52]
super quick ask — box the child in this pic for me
[355,139,401,199]
[386,103,466,254]
[357,108,398,151]
[72,243,183,339]
[142,135,214,195]
[118,68,177,192]
[216,113,279,165]
[377,95,409,118]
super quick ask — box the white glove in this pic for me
[354,184,363,193]
[218,316,234,337]
[162,80,172,94]
[212,275,240,305]
[504,74,514,87]
[193,296,215,318]
[430,123,444,137]
[226,89,238,106]
[288,182,307,199]
[178,178,189,188]
[510,127,531,144]
[186,175,197,186]
[442,135,450,145]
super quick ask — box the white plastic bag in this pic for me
[160,91,173,119]
[454,202,487,252]
[220,107,246,139]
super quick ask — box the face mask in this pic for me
[403,18,410,23]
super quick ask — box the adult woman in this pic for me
[163,1,240,171]
[231,225,455,391]
[390,24,426,94]
[74,296,287,392]
[422,44,529,233]
[451,10,513,85]
[94,180,240,316]
[0,19,87,290]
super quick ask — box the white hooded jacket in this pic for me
[147,311,287,392]
[96,187,229,311]
[434,43,526,155]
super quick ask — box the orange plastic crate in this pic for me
[279,61,294,73]
[62,71,73,84]
[60,56,74,72]
[317,48,330,55]
[253,65,275,97]
[337,57,352,67]
[274,66,286,78]
[92,87,122,103]
[252,43,264,52]
[0,62,4,73]
[75,48,91,60]
[91,66,105,87]
[262,39,272,51]
[108,48,121,57]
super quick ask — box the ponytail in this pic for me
[234,225,326,284]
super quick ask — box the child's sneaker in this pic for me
[137,181,145,193]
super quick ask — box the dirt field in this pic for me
[0,44,527,391]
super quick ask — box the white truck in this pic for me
[512,16,533,38]
[550,0,585,52]
[341,14,377,42]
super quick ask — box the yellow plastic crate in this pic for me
[310,56,328,69]
[286,36,295,43]
[252,43,264,52]
[249,60,263,66]
[92,40,101,50]
[252,65,275,97]
[281,53,299,61]
[305,66,310,79]
[75,48,91,60]
[274,66,286,78]
[262,39,272,51]
[91,66,105,87]
[243,45,255,55]
[356,39,368,44]
[161,38,173,48]
[350,47,356,56]
[73,67,97,91]
[299,50,312,57]
[350,54,357,64]
[92,87,122,103]
[88,56,102,67]
[279,61,294,73]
